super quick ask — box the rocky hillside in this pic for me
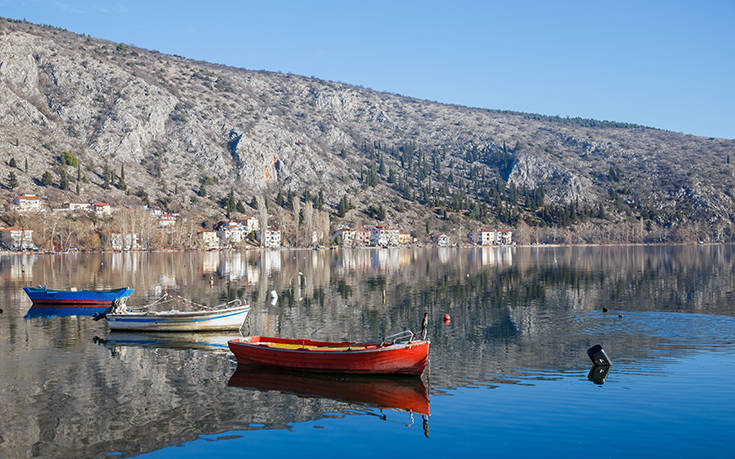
[1,18,734,243]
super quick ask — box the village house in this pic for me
[496,229,513,245]
[108,232,140,251]
[93,202,112,216]
[0,227,36,250]
[369,225,399,247]
[235,216,259,234]
[196,229,219,250]
[66,202,91,211]
[333,228,355,246]
[215,221,246,244]
[158,214,177,228]
[12,194,42,212]
[354,228,371,245]
[398,232,413,245]
[434,233,452,247]
[257,227,281,248]
[468,229,513,246]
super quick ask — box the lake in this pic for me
[1,246,734,457]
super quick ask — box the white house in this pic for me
[109,233,140,251]
[468,229,513,246]
[236,216,259,234]
[333,228,355,245]
[257,227,281,248]
[434,233,451,247]
[158,214,176,227]
[197,229,219,249]
[13,194,42,212]
[67,202,91,211]
[215,221,245,244]
[0,227,36,250]
[94,202,112,216]
[369,225,399,247]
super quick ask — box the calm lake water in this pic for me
[1,246,734,458]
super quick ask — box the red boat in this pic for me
[228,366,430,415]
[227,332,430,376]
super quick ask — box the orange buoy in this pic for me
[443,313,451,321]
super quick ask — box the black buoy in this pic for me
[587,344,612,366]
[588,365,610,384]
[618,314,623,318]
[602,307,608,313]
[420,312,429,340]
[0,308,3,314]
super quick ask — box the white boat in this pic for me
[105,297,249,332]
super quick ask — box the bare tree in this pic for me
[257,195,268,247]
[303,200,313,246]
[291,196,301,247]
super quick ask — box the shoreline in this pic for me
[1,241,730,256]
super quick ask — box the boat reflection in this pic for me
[228,365,430,415]
[588,365,611,385]
[94,331,240,352]
[24,304,108,318]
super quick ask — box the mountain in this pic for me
[1,17,734,245]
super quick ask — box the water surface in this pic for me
[1,246,734,457]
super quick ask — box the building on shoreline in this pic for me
[196,229,219,250]
[0,227,36,250]
[468,229,513,246]
[433,233,452,247]
[258,227,281,248]
[369,225,399,247]
[108,232,140,251]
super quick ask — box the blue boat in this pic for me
[23,286,134,310]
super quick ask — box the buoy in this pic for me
[602,307,608,312]
[618,314,623,318]
[0,308,3,314]
[443,313,451,321]
[587,344,612,366]
[209,276,214,286]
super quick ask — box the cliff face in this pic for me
[1,18,734,241]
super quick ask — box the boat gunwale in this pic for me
[229,336,430,355]
[106,305,250,320]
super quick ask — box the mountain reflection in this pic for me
[1,245,735,456]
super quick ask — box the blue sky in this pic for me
[2,1,734,139]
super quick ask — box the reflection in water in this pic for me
[228,366,430,415]
[97,332,241,352]
[588,365,611,384]
[1,246,735,456]
[24,304,108,318]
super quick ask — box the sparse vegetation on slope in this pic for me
[1,17,734,245]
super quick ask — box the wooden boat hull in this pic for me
[228,336,430,376]
[106,306,249,332]
[23,286,133,306]
[228,365,430,415]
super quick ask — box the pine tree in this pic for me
[198,183,206,198]
[236,200,246,213]
[250,196,258,209]
[59,169,69,190]
[24,157,28,173]
[118,163,127,190]
[8,157,17,168]
[102,162,111,189]
[41,171,53,186]
[7,171,18,190]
